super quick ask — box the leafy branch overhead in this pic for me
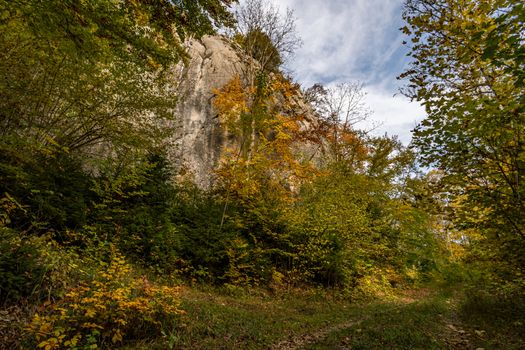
[7,0,237,65]
[400,0,525,277]
[0,0,237,156]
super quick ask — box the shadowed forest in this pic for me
[0,0,523,349]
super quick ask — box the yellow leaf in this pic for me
[112,329,123,343]
[85,308,96,318]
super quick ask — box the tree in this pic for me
[233,0,301,73]
[213,75,316,203]
[212,0,302,187]
[211,74,321,285]
[0,0,237,152]
[0,0,237,237]
[304,82,372,166]
[240,29,283,72]
[400,0,525,278]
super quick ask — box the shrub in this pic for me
[0,145,92,236]
[0,228,49,303]
[27,251,184,349]
[0,228,80,304]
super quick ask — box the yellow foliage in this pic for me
[213,76,250,134]
[27,250,184,349]
[213,74,319,206]
[355,267,398,300]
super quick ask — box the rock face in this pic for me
[170,35,319,188]
[170,35,246,188]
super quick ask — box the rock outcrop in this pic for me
[170,35,246,188]
[170,35,319,188]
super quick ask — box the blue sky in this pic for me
[265,0,426,144]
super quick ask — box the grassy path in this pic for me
[126,286,524,349]
[302,289,524,350]
[271,290,436,350]
[270,316,367,350]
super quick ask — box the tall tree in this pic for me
[0,0,236,235]
[304,82,371,166]
[400,0,525,276]
[0,0,236,152]
[233,0,301,74]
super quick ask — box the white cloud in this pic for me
[238,0,426,144]
[361,87,425,144]
[274,0,405,85]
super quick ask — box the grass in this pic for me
[121,285,524,349]
[457,289,525,350]
[306,287,525,350]
[305,295,448,350]
[137,286,366,349]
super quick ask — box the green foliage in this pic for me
[0,0,237,242]
[210,71,448,290]
[0,3,177,159]
[236,29,283,72]
[0,0,237,162]
[167,181,291,285]
[401,0,525,281]
[167,184,234,282]
[0,228,49,302]
[89,153,182,272]
[283,134,440,290]
[3,0,235,66]
[0,228,87,304]
[0,146,92,235]
[0,0,238,291]
[0,1,472,347]
[288,172,370,287]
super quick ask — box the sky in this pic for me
[260,0,427,144]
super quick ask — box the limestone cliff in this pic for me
[170,35,318,188]
[166,35,242,187]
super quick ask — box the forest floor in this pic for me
[126,285,524,350]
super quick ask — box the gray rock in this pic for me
[169,35,320,188]
[169,35,246,188]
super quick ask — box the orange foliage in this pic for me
[213,76,250,135]
[213,74,319,203]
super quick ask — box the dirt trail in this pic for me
[269,291,426,350]
[269,289,454,350]
[439,298,485,350]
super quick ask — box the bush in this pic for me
[0,228,79,304]
[27,250,184,349]
[0,144,92,236]
[0,228,48,302]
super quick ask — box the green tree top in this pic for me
[4,0,236,66]
[400,0,525,276]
